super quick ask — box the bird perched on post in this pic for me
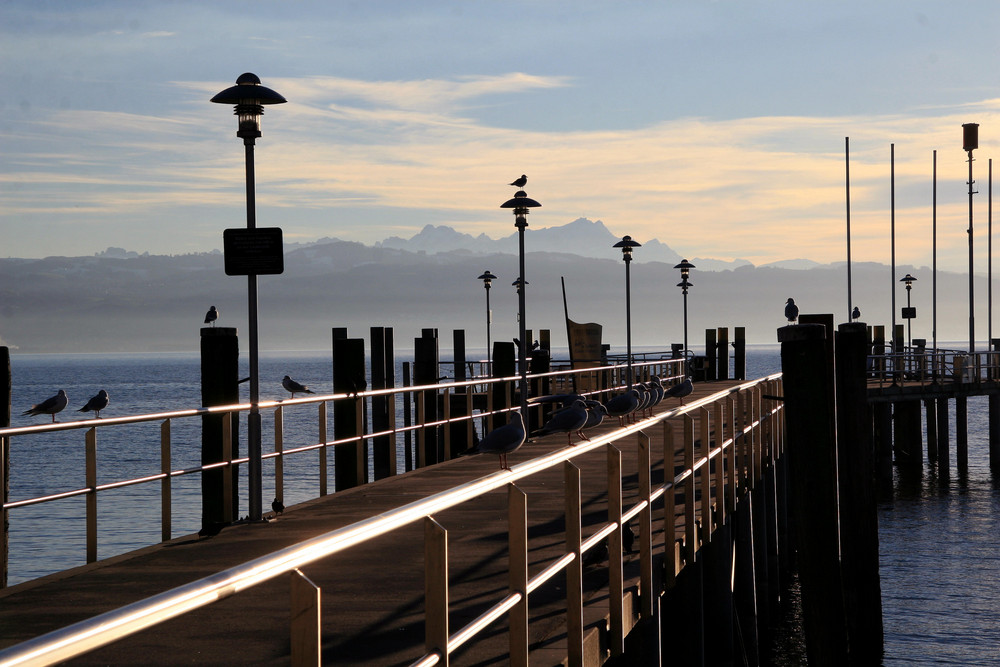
[785,298,799,324]
[204,305,219,327]
[282,375,315,398]
[23,390,68,423]
[478,411,526,470]
[509,174,527,188]
[852,306,861,322]
[78,390,110,418]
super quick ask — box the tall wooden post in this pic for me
[1,346,10,588]
[716,327,729,380]
[370,327,394,480]
[200,327,240,528]
[894,401,923,468]
[956,396,969,471]
[733,327,746,380]
[873,403,893,486]
[333,333,367,488]
[414,330,440,465]
[778,322,849,666]
[492,341,516,426]
[449,330,468,459]
[925,400,938,464]
[835,322,883,663]
[704,328,717,381]
[937,398,950,479]
[991,340,1000,469]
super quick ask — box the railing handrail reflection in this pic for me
[0,372,782,667]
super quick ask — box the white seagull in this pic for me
[78,390,110,418]
[23,389,68,423]
[282,375,315,398]
[478,411,527,470]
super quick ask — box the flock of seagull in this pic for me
[477,375,694,470]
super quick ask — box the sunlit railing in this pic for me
[867,348,1000,389]
[0,373,782,666]
[0,357,683,584]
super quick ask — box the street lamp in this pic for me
[674,259,696,360]
[613,235,641,389]
[477,270,497,369]
[500,188,541,420]
[900,273,917,349]
[211,73,286,522]
[964,122,979,354]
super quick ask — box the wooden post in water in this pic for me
[956,396,969,471]
[492,341,516,426]
[1,346,9,588]
[704,328,717,382]
[734,327,746,380]
[777,322,849,666]
[873,403,893,486]
[894,401,923,468]
[716,327,729,380]
[449,330,468,459]
[333,332,368,488]
[835,322,884,663]
[200,327,240,529]
[991,340,1000,469]
[925,400,938,464]
[937,398,950,478]
[414,330,440,465]
[370,327,394,480]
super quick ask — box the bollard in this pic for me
[200,327,239,528]
[449,329,468,458]
[1,346,9,588]
[835,322,884,663]
[777,322,849,666]
[414,331,440,465]
[333,335,367,488]
[704,328,717,381]
[370,327,394,479]
[733,327,746,380]
[716,327,729,380]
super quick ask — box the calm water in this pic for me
[4,347,1000,665]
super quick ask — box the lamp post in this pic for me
[477,271,497,369]
[674,259,696,360]
[211,73,286,522]
[501,188,541,420]
[964,122,979,354]
[901,273,917,349]
[613,236,641,389]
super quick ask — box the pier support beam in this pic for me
[937,398,950,478]
[1,346,9,588]
[873,403,893,486]
[956,396,968,472]
[925,400,938,464]
[200,327,240,528]
[893,400,922,469]
[778,322,849,666]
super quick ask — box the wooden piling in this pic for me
[937,398,950,478]
[956,396,968,471]
[200,328,240,528]
[492,341,516,427]
[777,322,849,666]
[371,327,394,480]
[448,330,468,458]
[732,493,759,665]
[835,322,884,664]
[414,331,441,465]
[1,346,9,588]
[704,328,717,382]
[894,401,922,468]
[333,335,368,488]
[873,403,893,486]
[925,400,938,464]
[734,327,746,380]
[716,327,729,380]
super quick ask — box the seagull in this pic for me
[605,389,640,427]
[852,306,861,322]
[77,390,110,418]
[509,174,527,188]
[272,497,284,515]
[204,305,219,327]
[23,389,68,423]
[664,378,694,405]
[478,411,527,470]
[582,401,608,431]
[531,399,590,446]
[282,375,315,398]
[645,377,665,417]
[785,298,799,324]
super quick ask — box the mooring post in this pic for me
[492,341,516,426]
[734,327,746,380]
[925,400,938,464]
[716,327,729,380]
[200,327,240,529]
[704,328,717,381]
[449,330,468,458]
[414,330,440,465]
[873,403,893,487]
[894,401,923,468]
[333,332,368,488]
[777,322,849,666]
[937,398,950,479]
[835,322,884,664]
[956,396,969,471]
[371,327,393,480]
[1,346,9,588]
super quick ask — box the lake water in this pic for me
[3,347,999,665]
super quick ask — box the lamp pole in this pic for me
[501,187,540,420]
[901,273,917,349]
[674,259,696,361]
[211,73,286,521]
[964,122,979,355]
[613,236,641,389]
[477,271,497,370]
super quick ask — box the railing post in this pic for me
[713,401,726,528]
[274,406,284,508]
[290,568,321,666]
[222,414,233,523]
[662,422,678,590]
[160,420,171,542]
[698,408,712,545]
[564,461,584,666]
[607,444,625,657]
[508,484,528,667]
[318,402,328,496]
[424,516,449,667]
[86,427,97,563]
[1,345,8,589]
[637,432,653,618]
[683,415,697,564]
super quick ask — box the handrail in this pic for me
[0,373,781,666]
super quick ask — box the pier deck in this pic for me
[0,380,748,666]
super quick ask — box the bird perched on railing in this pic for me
[604,389,640,426]
[644,377,665,417]
[509,174,527,188]
[271,497,284,516]
[531,399,589,446]
[78,390,110,419]
[582,401,608,431]
[478,411,526,470]
[23,389,68,423]
[282,375,315,399]
[204,305,219,327]
[785,298,799,324]
[664,377,694,405]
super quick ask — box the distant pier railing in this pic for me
[0,357,683,586]
[867,348,1000,389]
[0,373,783,666]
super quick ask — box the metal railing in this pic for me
[0,372,783,666]
[0,357,682,583]
[867,348,1000,389]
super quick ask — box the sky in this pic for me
[4,1,1000,271]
